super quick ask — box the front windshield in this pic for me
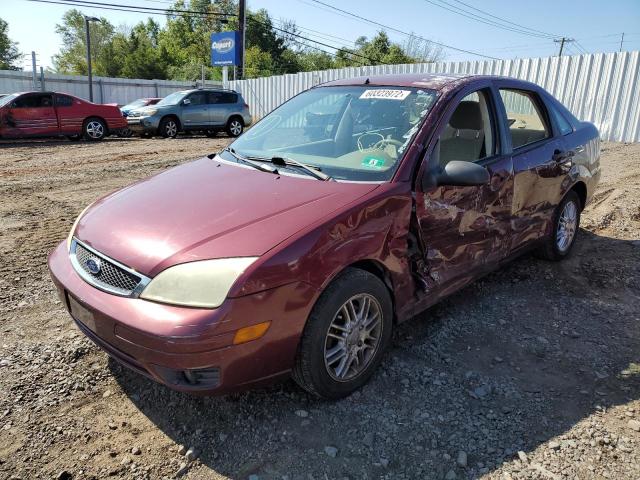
[123,99,146,110]
[157,91,188,106]
[0,93,19,108]
[226,85,437,182]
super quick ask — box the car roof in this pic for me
[321,73,536,91]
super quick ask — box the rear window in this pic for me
[210,92,237,104]
[548,102,573,136]
[55,95,73,107]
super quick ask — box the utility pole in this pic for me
[554,37,574,57]
[84,16,100,102]
[31,51,37,90]
[238,0,246,80]
[620,32,625,52]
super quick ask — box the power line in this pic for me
[447,0,559,38]
[305,0,499,60]
[26,0,236,17]
[422,0,556,39]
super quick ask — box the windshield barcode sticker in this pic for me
[359,89,411,101]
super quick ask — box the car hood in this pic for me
[75,157,378,277]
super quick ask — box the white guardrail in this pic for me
[228,51,640,143]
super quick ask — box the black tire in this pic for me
[226,117,244,137]
[535,190,581,261]
[158,117,179,138]
[82,118,107,141]
[117,128,133,138]
[205,129,219,138]
[292,268,393,400]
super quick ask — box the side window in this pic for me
[547,102,573,136]
[499,89,550,149]
[438,89,496,166]
[209,92,238,104]
[187,92,207,106]
[55,95,73,107]
[13,94,53,108]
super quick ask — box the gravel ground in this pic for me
[0,137,638,480]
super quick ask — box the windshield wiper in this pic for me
[257,155,332,181]
[218,147,279,174]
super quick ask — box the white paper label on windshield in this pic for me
[359,89,411,101]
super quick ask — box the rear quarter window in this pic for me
[547,102,573,136]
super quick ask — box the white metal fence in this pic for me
[0,70,220,105]
[228,51,640,143]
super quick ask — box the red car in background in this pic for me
[0,91,127,141]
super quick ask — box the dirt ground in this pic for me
[0,137,638,480]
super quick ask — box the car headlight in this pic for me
[139,257,258,308]
[66,202,95,251]
[142,108,158,116]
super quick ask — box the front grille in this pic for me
[71,240,146,296]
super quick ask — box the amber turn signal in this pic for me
[233,321,271,345]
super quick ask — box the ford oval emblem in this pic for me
[86,258,101,275]
[212,38,234,54]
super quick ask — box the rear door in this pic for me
[414,84,514,295]
[209,91,237,126]
[5,93,58,137]
[54,94,82,135]
[495,85,566,251]
[181,91,209,128]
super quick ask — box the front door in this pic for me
[181,91,210,128]
[5,93,58,137]
[415,87,514,296]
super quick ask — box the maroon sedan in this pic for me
[0,91,127,141]
[48,74,600,399]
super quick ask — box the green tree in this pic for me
[336,31,417,67]
[52,10,115,75]
[0,17,21,70]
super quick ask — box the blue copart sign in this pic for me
[211,31,240,66]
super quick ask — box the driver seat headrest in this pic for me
[449,100,483,131]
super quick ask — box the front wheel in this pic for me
[292,268,393,399]
[83,118,106,141]
[226,117,243,137]
[536,190,581,261]
[158,117,179,138]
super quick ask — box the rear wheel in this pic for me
[158,117,179,138]
[83,118,106,141]
[536,190,581,261]
[292,268,393,399]
[226,117,243,137]
[117,128,133,138]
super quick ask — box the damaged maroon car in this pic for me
[48,74,600,399]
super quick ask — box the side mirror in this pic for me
[182,98,191,106]
[422,160,490,189]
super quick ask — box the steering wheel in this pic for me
[357,132,385,151]
[372,138,404,150]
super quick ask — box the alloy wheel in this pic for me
[230,120,242,136]
[165,121,178,137]
[323,293,383,382]
[557,200,578,252]
[86,121,104,139]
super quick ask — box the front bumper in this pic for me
[48,241,317,394]
[127,116,160,133]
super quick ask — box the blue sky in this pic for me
[3,0,640,70]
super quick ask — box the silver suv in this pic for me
[127,88,252,138]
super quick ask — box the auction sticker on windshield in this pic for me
[359,89,411,100]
